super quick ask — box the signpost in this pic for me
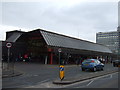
[58,48,62,65]
[6,42,12,69]
[58,48,64,81]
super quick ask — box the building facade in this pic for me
[2,29,114,64]
[96,29,120,54]
[118,26,120,55]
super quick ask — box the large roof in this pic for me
[39,30,112,54]
[6,30,24,42]
[6,33,22,42]
[5,29,112,54]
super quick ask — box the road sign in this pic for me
[6,43,12,48]
[59,65,64,80]
[58,48,62,52]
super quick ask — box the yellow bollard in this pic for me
[59,65,64,81]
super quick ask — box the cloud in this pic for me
[0,25,28,40]
[1,1,118,42]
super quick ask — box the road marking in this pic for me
[110,75,112,79]
[33,75,39,76]
[95,72,118,80]
[38,79,50,84]
[61,72,118,88]
[86,80,94,86]
[26,79,51,88]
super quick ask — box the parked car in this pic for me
[112,60,120,67]
[81,59,104,72]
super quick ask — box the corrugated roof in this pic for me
[40,30,112,53]
[6,33,22,42]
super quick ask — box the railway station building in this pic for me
[2,29,115,64]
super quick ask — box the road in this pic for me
[60,72,118,88]
[0,61,2,90]
[2,62,119,88]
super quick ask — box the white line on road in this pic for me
[38,79,50,84]
[26,79,51,88]
[86,80,94,86]
[93,72,118,81]
[62,72,118,88]
[33,75,39,76]
[110,75,112,79]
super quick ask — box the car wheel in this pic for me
[93,67,96,72]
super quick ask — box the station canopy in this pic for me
[39,29,112,54]
[5,29,112,54]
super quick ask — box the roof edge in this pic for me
[32,28,108,47]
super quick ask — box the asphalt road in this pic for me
[2,62,119,88]
[0,62,2,90]
[61,72,118,88]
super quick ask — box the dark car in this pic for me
[81,59,104,72]
[112,60,120,67]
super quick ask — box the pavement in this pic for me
[53,68,119,85]
[2,62,23,78]
[2,70,22,78]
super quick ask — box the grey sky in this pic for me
[1,0,118,42]
[118,1,120,26]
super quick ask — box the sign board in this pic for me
[58,48,62,52]
[6,43,12,48]
[59,65,64,80]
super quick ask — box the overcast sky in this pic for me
[0,0,119,42]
